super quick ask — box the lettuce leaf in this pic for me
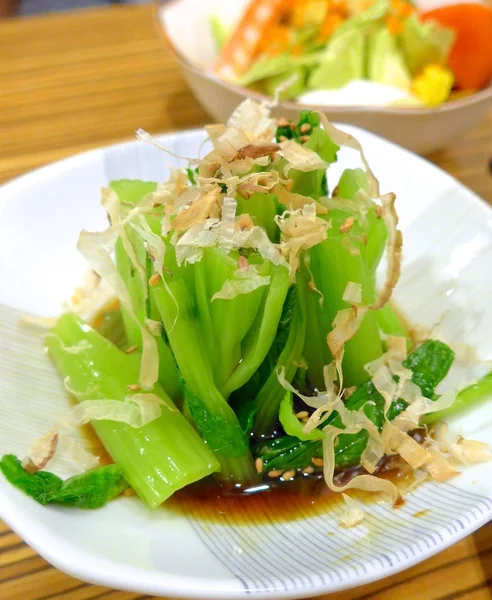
[367,26,412,90]
[400,14,455,76]
[209,14,229,52]
[309,29,365,90]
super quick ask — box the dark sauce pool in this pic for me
[86,301,421,524]
[82,420,420,524]
[164,452,419,524]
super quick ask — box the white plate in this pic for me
[0,126,491,599]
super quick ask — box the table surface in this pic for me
[0,5,491,600]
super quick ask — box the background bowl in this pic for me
[157,0,492,155]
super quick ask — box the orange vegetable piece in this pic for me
[391,0,415,18]
[421,3,492,91]
[257,25,291,57]
[213,0,286,80]
[317,13,345,42]
[386,14,403,35]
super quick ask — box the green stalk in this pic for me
[222,264,290,396]
[236,192,279,241]
[150,278,257,483]
[253,284,307,435]
[114,237,144,347]
[194,248,266,393]
[298,267,330,390]
[307,204,387,387]
[423,371,492,425]
[47,313,220,508]
[377,303,411,348]
[114,233,181,404]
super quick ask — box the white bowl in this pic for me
[0,125,491,599]
[157,0,492,155]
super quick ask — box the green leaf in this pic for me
[279,391,325,441]
[0,455,129,509]
[256,339,455,471]
[308,29,365,90]
[186,168,197,186]
[400,14,455,76]
[367,26,412,90]
[289,125,339,199]
[403,339,454,400]
[109,180,157,205]
[0,455,63,505]
[234,399,259,437]
[239,52,323,87]
[255,435,322,472]
[53,465,129,509]
[264,66,307,100]
[209,14,229,52]
[337,168,369,198]
[184,385,249,457]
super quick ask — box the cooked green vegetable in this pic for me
[423,371,492,425]
[257,340,455,472]
[47,313,220,508]
[3,100,488,513]
[0,456,128,509]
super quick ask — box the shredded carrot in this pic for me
[213,0,286,79]
[391,0,415,18]
[398,2,414,18]
[291,43,305,57]
[258,25,291,57]
[292,0,329,28]
[317,13,345,42]
[421,3,492,91]
[331,0,348,18]
[387,14,403,35]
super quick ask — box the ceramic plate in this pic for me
[0,126,491,599]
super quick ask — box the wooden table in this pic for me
[0,5,491,600]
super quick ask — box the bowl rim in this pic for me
[155,0,492,117]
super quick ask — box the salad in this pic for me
[1,100,491,520]
[212,0,492,108]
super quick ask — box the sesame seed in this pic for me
[279,135,288,142]
[312,457,324,467]
[124,345,138,354]
[127,384,140,391]
[149,273,161,287]
[300,123,311,133]
[277,117,290,127]
[290,122,296,130]
[123,488,136,496]
[295,410,309,419]
[303,466,315,474]
[268,469,283,478]
[339,216,355,233]
[300,135,310,143]
[282,469,296,481]
[255,457,264,474]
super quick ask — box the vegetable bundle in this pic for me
[2,99,491,510]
